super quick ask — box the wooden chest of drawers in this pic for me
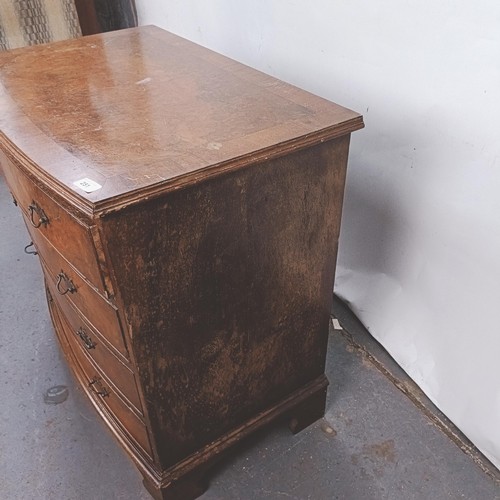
[0,26,363,499]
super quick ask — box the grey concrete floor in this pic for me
[1,175,499,500]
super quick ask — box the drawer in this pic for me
[47,272,142,413]
[45,270,142,412]
[27,223,129,358]
[0,149,105,295]
[50,296,152,458]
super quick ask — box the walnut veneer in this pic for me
[0,26,364,499]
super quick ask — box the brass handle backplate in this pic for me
[89,377,109,398]
[28,201,49,228]
[56,271,76,295]
[76,327,96,350]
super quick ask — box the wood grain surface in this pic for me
[0,26,362,212]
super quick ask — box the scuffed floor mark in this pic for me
[333,319,500,485]
[363,439,396,463]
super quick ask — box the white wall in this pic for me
[135,0,500,469]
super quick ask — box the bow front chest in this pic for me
[0,26,363,499]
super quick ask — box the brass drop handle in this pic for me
[28,201,49,228]
[89,377,109,398]
[24,241,38,255]
[76,327,96,350]
[56,271,76,295]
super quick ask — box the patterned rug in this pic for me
[0,0,81,51]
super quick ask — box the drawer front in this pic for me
[45,270,142,412]
[26,222,129,358]
[0,149,105,294]
[51,297,152,458]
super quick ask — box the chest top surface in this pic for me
[0,25,363,212]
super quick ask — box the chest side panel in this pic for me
[100,137,351,468]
